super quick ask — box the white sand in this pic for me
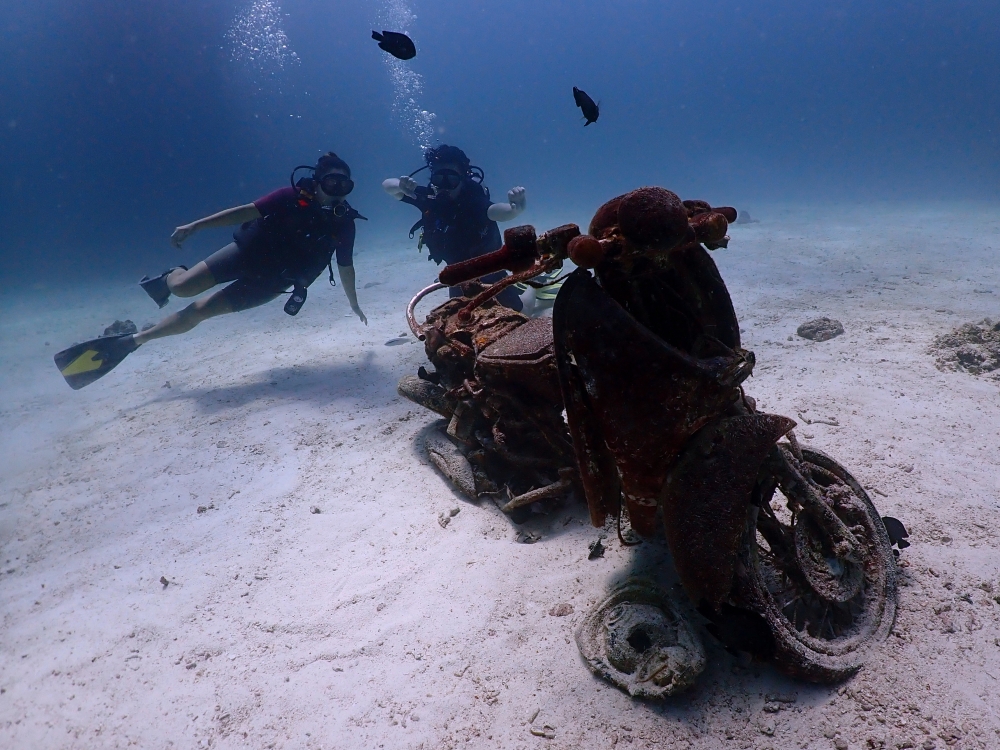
[2,203,1000,749]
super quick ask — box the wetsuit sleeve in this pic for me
[471,186,493,224]
[253,187,297,217]
[334,221,356,267]
[401,185,437,211]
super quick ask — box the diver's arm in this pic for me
[382,176,418,200]
[171,204,261,248]
[487,186,527,222]
[337,264,368,325]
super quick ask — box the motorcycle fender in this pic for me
[552,271,621,527]
[659,413,795,611]
[553,268,747,530]
[554,324,621,528]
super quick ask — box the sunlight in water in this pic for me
[225,0,300,76]
[376,0,436,150]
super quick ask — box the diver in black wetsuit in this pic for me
[53,152,369,390]
[382,145,527,311]
[138,151,368,344]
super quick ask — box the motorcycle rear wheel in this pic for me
[736,445,898,682]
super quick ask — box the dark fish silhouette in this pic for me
[882,516,910,549]
[372,30,416,61]
[573,86,599,126]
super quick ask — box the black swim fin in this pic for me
[139,266,186,308]
[54,333,139,390]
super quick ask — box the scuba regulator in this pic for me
[289,164,354,218]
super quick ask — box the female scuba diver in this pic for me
[54,152,368,390]
[382,144,526,310]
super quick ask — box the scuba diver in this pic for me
[382,144,527,310]
[55,152,368,390]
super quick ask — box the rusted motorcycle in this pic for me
[399,187,901,684]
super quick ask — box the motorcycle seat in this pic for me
[478,316,553,362]
[476,316,562,403]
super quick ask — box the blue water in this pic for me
[1,0,998,282]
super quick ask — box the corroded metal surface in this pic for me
[477,317,560,404]
[554,268,753,536]
[399,290,575,513]
[736,448,899,682]
[399,186,899,687]
[659,413,795,610]
[575,579,706,699]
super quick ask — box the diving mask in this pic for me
[429,169,464,190]
[318,174,355,196]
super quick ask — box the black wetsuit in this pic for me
[205,187,359,311]
[402,179,522,311]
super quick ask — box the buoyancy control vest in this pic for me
[234,192,365,286]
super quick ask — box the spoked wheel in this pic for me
[735,442,898,682]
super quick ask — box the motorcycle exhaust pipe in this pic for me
[438,225,540,287]
[406,282,448,340]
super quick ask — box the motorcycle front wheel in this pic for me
[735,445,898,682]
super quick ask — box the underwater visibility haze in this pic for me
[6,1,1000,748]
[1,0,999,282]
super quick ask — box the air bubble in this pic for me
[375,0,437,149]
[226,0,299,75]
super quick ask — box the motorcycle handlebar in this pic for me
[438,246,517,286]
[438,225,540,287]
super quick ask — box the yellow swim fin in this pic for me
[54,333,139,390]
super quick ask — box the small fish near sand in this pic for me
[573,87,599,126]
[372,30,416,61]
[385,333,413,346]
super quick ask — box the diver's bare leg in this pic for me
[166,261,217,298]
[133,289,235,345]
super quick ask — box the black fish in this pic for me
[573,86,599,126]
[372,30,416,61]
[882,516,910,549]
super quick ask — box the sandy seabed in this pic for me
[2,202,1000,750]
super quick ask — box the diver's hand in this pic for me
[487,187,527,222]
[351,304,368,325]
[170,224,196,248]
[507,186,526,211]
[398,176,418,199]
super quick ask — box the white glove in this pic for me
[487,186,527,222]
[507,186,526,211]
[398,175,418,198]
[382,176,419,200]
